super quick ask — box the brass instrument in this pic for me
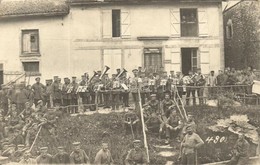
[116,68,127,79]
[99,66,110,80]
[88,71,98,83]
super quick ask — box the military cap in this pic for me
[46,79,52,81]
[170,70,175,73]
[104,73,108,76]
[163,71,167,73]
[64,77,69,80]
[9,144,16,147]
[40,147,48,150]
[17,144,25,148]
[35,77,40,81]
[132,69,138,72]
[37,100,43,104]
[25,102,30,105]
[58,146,64,149]
[128,107,134,111]
[151,94,156,97]
[72,76,76,79]
[186,126,193,131]
[97,71,101,73]
[53,76,59,79]
[133,140,141,143]
[72,142,81,146]
[81,75,86,77]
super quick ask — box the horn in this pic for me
[99,66,110,80]
[89,71,98,83]
[116,68,127,79]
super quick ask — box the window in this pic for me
[22,62,39,73]
[226,19,233,39]
[144,48,162,71]
[22,30,39,54]
[112,10,121,37]
[180,9,198,37]
[181,48,198,75]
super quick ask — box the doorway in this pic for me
[181,48,198,75]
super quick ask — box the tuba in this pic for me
[88,71,98,83]
[116,68,127,79]
[99,66,110,80]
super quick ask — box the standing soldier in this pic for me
[111,74,121,110]
[51,76,62,107]
[79,75,90,112]
[195,68,206,105]
[94,142,114,165]
[15,83,29,114]
[125,140,148,165]
[180,126,204,165]
[62,78,71,109]
[32,77,45,106]
[130,69,140,108]
[70,77,79,113]
[43,79,53,108]
[0,85,9,116]
[184,71,196,106]
[207,71,217,99]
[102,73,111,109]
[120,72,130,108]
[53,146,70,164]
[36,147,53,164]
[157,71,168,101]
[70,142,90,164]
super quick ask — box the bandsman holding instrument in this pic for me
[111,74,121,110]
[79,74,90,112]
[120,70,130,108]
[51,76,62,107]
[102,73,111,109]
[183,71,196,106]
[62,78,71,108]
[70,77,79,113]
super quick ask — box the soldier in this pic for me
[36,147,53,164]
[124,107,140,136]
[143,94,160,116]
[20,102,33,121]
[194,69,206,105]
[102,73,111,109]
[94,142,114,165]
[32,77,45,106]
[79,75,90,112]
[184,71,196,106]
[12,144,27,162]
[125,140,148,165]
[15,83,29,114]
[157,71,168,101]
[53,146,70,164]
[116,68,121,77]
[130,69,140,107]
[161,93,175,118]
[4,108,24,137]
[0,85,9,116]
[180,126,204,165]
[43,79,53,108]
[207,71,217,99]
[165,110,183,144]
[70,142,90,164]
[111,74,121,110]
[216,70,228,86]
[51,76,62,107]
[19,150,37,164]
[62,78,71,109]
[36,100,47,114]
[140,71,148,105]
[7,81,16,104]
[229,133,250,165]
[120,72,130,107]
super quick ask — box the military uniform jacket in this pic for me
[53,152,70,164]
[79,80,90,98]
[51,82,62,100]
[125,148,147,165]
[145,100,159,114]
[70,149,89,164]
[19,158,37,164]
[32,83,45,100]
[124,112,139,123]
[70,82,79,99]
[94,149,113,165]
[62,83,72,100]
[36,154,53,164]
[130,77,139,93]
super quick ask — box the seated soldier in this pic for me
[145,112,160,134]
[70,142,90,164]
[11,144,27,162]
[36,147,53,164]
[125,140,148,165]
[53,146,70,164]
[20,102,33,121]
[36,100,47,114]
[1,143,16,158]
[4,109,24,136]
[161,93,176,118]
[19,150,37,164]
[165,110,183,144]
[0,114,5,140]
[143,94,160,116]
[124,107,140,136]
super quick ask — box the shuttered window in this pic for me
[144,48,162,71]
[22,30,39,54]
[180,9,198,37]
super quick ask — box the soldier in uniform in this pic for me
[36,147,53,164]
[120,72,130,108]
[4,108,24,137]
[165,110,183,144]
[194,68,206,105]
[62,78,72,108]
[116,68,121,77]
[161,93,176,118]
[184,71,196,106]
[124,107,140,136]
[130,69,140,108]
[79,75,90,112]
[12,144,27,162]
[143,94,160,116]
[53,146,70,164]
[70,77,79,113]
[15,83,29,114]
[70,142,90,164]
[102,73,111,109]
[44,79,53,108]
[94,142,114,165]
[0,85,9,116]
[32,77,45,106]
[125,140,148,165]
[51,76,62,107]
[111,74,121,110]
[19,150,37,164]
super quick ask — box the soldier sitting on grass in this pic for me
[125,140,148,165]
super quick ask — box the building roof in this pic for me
[0,0,70,18]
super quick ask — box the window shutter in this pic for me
[102,10,112,39]
[171,48,181,72]
[23,33,30,53]
[121,10,131,39]
[30,33,39,52]
[198,9,209,37]
[170,9,180,38]
[200,48,210,74]
[103,49,122,75]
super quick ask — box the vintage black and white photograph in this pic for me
[0,0,260,164]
